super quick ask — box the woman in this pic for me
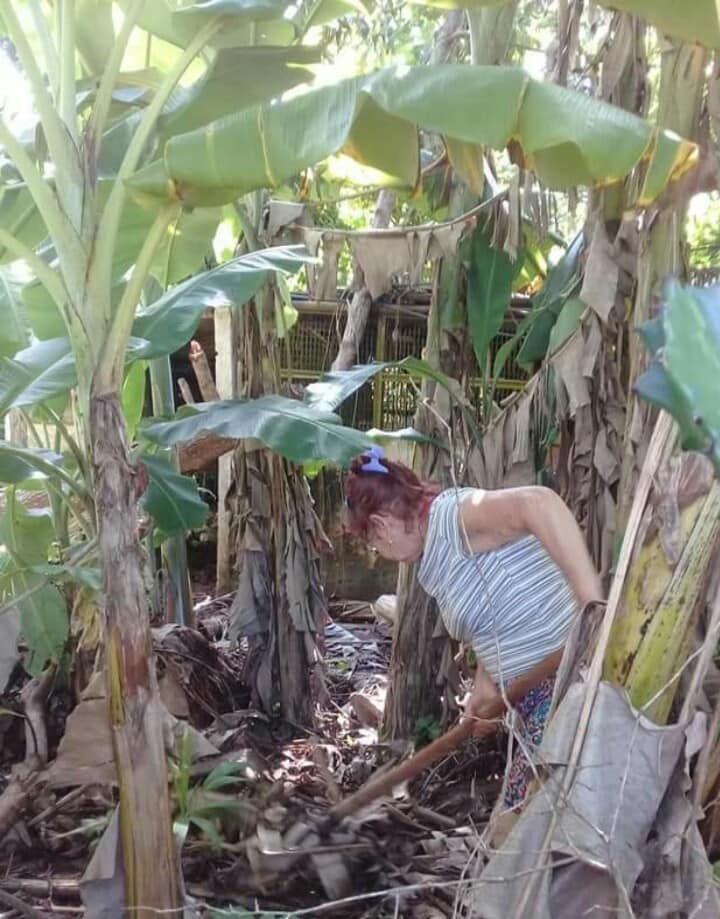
[345,446,603,814]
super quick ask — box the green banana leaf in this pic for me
[547,296,586,356]
[304,357,460,412]
[0,263,29,357]
[466,225,521,369]
[517,231,584,368]
[141,455,209,536]
[0,246,311,411]
[0,502,69,674]
[133,245,313,359]
[597,0,720,49]
[635,282,720,474]
[118,0,297,49]
[130,65,695,207]
[0,184,49,266]
[0,443,64,484]
[141,395,372,466]
[0,338,77,412]
[160,47,319,139]
[76,0,116,76]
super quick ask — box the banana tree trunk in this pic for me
[617,40,706,526]
[228,274,326,725]
[90,393,181,915]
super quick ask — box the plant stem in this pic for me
[44,406,90,485]
[92,16,223,312]
[59,0,78,146]
[98,204,180,392]
[27,0,59,98]
[91,0,148,145]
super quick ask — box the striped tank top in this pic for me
[418,488,577,686]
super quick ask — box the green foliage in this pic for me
[0,499,69,675]
[130,65,694,208]
[414,714,442,747]
[635,281,720,475]
[304,357,464,412]
[142,395,373,467]
[141,455,209,538]
[0,443,63,484]
[172,730,249,850]
[517,232,584,368]
[466,224,522,368]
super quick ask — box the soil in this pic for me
[0,589,507,918]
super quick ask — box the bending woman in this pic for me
[344,447,603,814]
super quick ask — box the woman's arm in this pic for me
[458,486,603,609]
[463,648,563,731]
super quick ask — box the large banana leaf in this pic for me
[0,264,29,357]
[0,503,69,674]
[76,0,116,76]
[0,443,64,484]
[466,225,520,369]
[0,184,49,266]
[141,455,209,536]
[597,0,720,49]
[635,282,720,474]
[133,245,313,359]
[0,246,312,411]
[0,338,77,412]
[517,232,584,368]
[142,396,372,466]
[131,65,695,207]
[304,357,461,412]
[118,0,297,49]
[160,47,319,139]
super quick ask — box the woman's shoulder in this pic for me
[427,488,481,543]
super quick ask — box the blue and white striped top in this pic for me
[418,488,577,686]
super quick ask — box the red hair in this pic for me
[344,453,439,538]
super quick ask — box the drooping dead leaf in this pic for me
[48,676,219,788]
[79,807,124,919]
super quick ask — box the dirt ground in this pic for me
[0,592,506,918]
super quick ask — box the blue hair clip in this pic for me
[361,444,388,474]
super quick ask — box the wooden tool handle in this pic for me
[329,718,492,822]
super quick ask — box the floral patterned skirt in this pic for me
[503,676,555,810]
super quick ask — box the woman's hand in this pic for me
[460,668,504,737]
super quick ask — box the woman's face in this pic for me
[367,512,425,563]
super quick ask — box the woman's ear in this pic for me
[368,512,386,536]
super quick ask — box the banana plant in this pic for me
[0,0,702,909]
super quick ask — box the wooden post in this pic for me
[214,307,234,593]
